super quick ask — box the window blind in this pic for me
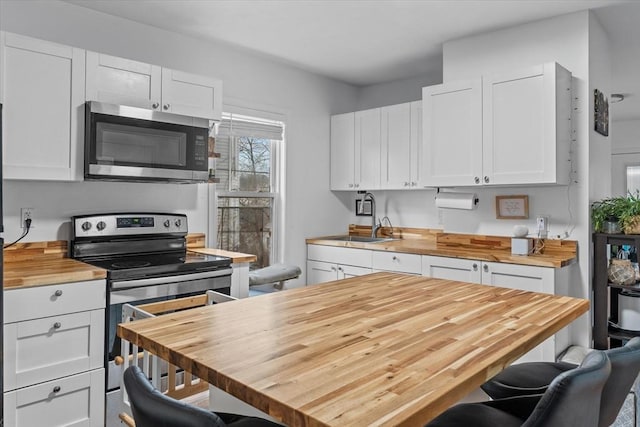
[217,113,284,141]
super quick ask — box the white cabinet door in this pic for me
[307,260,338,285]
[1,32,85,181]
[339,265,372,279]
[355,108,381,190]
[4,369,105,427]
[410,101,422,188]
[483,63,571,186]
[4,310,104,391]
[480,261,555,294]
[373,251,422,274]
[422,255,482,283]
[330,112,355,190]
[381,103,412,189]
[421,79,483,187]
[161,68,222,120]
[85,51,161,110]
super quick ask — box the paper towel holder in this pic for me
[435,188,479,210]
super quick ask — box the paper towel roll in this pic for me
[435,193,478,210]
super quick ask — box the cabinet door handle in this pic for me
[474,176,480,184]
[53,322,62,329]
[53,386,61,393]
[54,289,63,297]
[483,264,489,273]
[392,256,398,261]
[411,182,417,187]
[331,266,337,271]
[338,266,343,272]
[152,102,160,109]
[484,176,490,183]
[348,184,354,188]
[163,104,170,110]
[472,263,478,271]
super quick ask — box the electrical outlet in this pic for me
[21,207,34,228]
[536,215,549,237]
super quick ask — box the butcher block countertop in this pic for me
[3,241,106,290]
[306,225,577,268]
[3,235,255,290]
[186,233,257,263]
[118,272,589,426]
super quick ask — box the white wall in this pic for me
[0,0,358,286]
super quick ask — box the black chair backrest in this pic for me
[600,337,640,426]
[523,350,610,427]
[123,365,227,427]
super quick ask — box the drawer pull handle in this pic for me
[53,386,61,393]
[392,256,398,261]
[472,263,478,271]
[54,290,63,297]
[53,322,62,329]
[483,264,489,273]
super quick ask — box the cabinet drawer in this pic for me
[4,280,106,323]
[4,309,105,391]
[307,245,372,268]
[372,251,422,274]
[4,368,105,427]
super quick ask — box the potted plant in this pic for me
[619,191,640,234]
[591,192,640,234]
[592,197,625,233]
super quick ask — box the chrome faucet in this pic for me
[359,192,380,238]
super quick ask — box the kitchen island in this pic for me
[118,272,588,426]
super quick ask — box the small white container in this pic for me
[511,238,532,256]
[619,292,640,331]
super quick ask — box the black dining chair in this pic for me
[481,337,640,427]
[425,350,611,427]
[123,365,284,427]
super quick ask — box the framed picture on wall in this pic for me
[594,89,609,137]
[496,195,529,219]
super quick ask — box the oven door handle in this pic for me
[110,268,233,290]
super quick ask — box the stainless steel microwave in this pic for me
[85,101,210,183]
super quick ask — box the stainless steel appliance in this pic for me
[85,101,211,183]
[70,213,231,426]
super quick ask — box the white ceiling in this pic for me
[65,0,639,119]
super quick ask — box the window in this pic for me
[214,112,284,269]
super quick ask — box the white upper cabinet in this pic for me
[381,101,422,189]
[330,108,381,191]
[422,79,483,187]
[483,63,571,185]
[356,108,381,190]
[161,68,222,119]
[0,32,85,181]
[330,112,356,190]
[422,62,571,187]
[85,51,161,110]
[86,51,223,120]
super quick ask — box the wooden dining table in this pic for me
[118,272,589,427]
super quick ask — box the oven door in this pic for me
[105,269,231,427]
[85,101,209,182]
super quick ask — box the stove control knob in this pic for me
[174,219,182,228]
[164,219,171,228]
[81,221,92,231]
[96,221,106,231]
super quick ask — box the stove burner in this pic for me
[112,260,152,269]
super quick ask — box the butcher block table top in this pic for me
[118,272,588,427]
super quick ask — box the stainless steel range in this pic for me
[71,212,232,427]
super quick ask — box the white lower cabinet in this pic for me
[3,280,106,426]
[4,369,105,427]
[372,251,422,275]
[306,245,372,285]
[422,255,570,363]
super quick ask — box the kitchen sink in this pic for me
[327,236,396,243]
